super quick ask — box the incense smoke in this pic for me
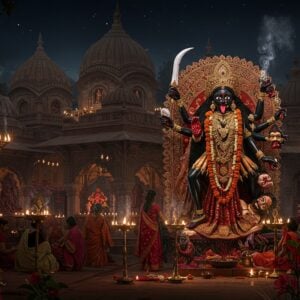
[258,16,294,72]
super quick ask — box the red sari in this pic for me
[136,203,163,271]
[252,229,300,270]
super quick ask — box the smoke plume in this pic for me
[258,16,294,72]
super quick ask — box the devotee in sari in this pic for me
[84,203,113,267]
[52,216,85,271]
[136,190,163,271]
[15,221,59,273]
[0,218,16,268]
[252,218,300,270]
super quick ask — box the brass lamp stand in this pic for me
[166,223,186,283]
[112,223,136,284]
[265,222,284,279]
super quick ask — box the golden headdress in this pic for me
[206,60,239,96]
[177,55,261,108]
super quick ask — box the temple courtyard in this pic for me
[0,254,279,300]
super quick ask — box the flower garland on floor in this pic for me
[204,108,243,204]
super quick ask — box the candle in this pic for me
[278,218,283,224]
[262,220,265,224]
[123,217,127,225]
[265,271,269,278]
[266,219,271,224]
[181,220,186,225]
[287,218,290,223]
[165,220,168,225]
[0,213,3,217]
[249,268,255,277]
[136,275,139,281]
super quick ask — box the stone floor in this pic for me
[0,254,280,300]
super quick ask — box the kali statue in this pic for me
[161,53,286,239]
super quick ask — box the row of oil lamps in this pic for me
[0,210,64,219]
[262,217,290,225]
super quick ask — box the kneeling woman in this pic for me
[15,221,59,273]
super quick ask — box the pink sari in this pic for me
[136,203,163,271]
[53,225,85,271]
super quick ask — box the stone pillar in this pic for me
[65,184,78,216]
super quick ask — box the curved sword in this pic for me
[170,47,194,86]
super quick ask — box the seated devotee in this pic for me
[252,218,300,270]
[86,187,108,214]
[84,204,113,267]
[0,218,17,268]
[52,216,85,271]
[15,221,59,273]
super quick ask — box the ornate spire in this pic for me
[36,32,44,51]
[112,1,122,30]
[205,39,213,57]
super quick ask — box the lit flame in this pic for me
[123,217,126,225]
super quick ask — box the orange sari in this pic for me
[84,215,113,267]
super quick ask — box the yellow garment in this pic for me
[15,229,59,273]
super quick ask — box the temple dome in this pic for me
[102,86,142,108]
[280,59,300,107]
[79,6,154,78]
[10,34,71,93]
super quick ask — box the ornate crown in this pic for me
[177,56,261,109]
[206,60,239,96]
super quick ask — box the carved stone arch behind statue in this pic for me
[74,163,114,213]
[163,55,282,213]
[0,167,24,213]
[134,164,164,209]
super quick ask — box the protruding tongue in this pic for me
[220,104,226,114]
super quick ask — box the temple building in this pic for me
[280,59,300,217]
[0,6,299,220]
[0,7,163,216]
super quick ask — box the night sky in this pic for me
[0,0,300,87]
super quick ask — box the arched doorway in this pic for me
[0,168,22,214]
[27,154,66,215]
[75,163,114,213]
